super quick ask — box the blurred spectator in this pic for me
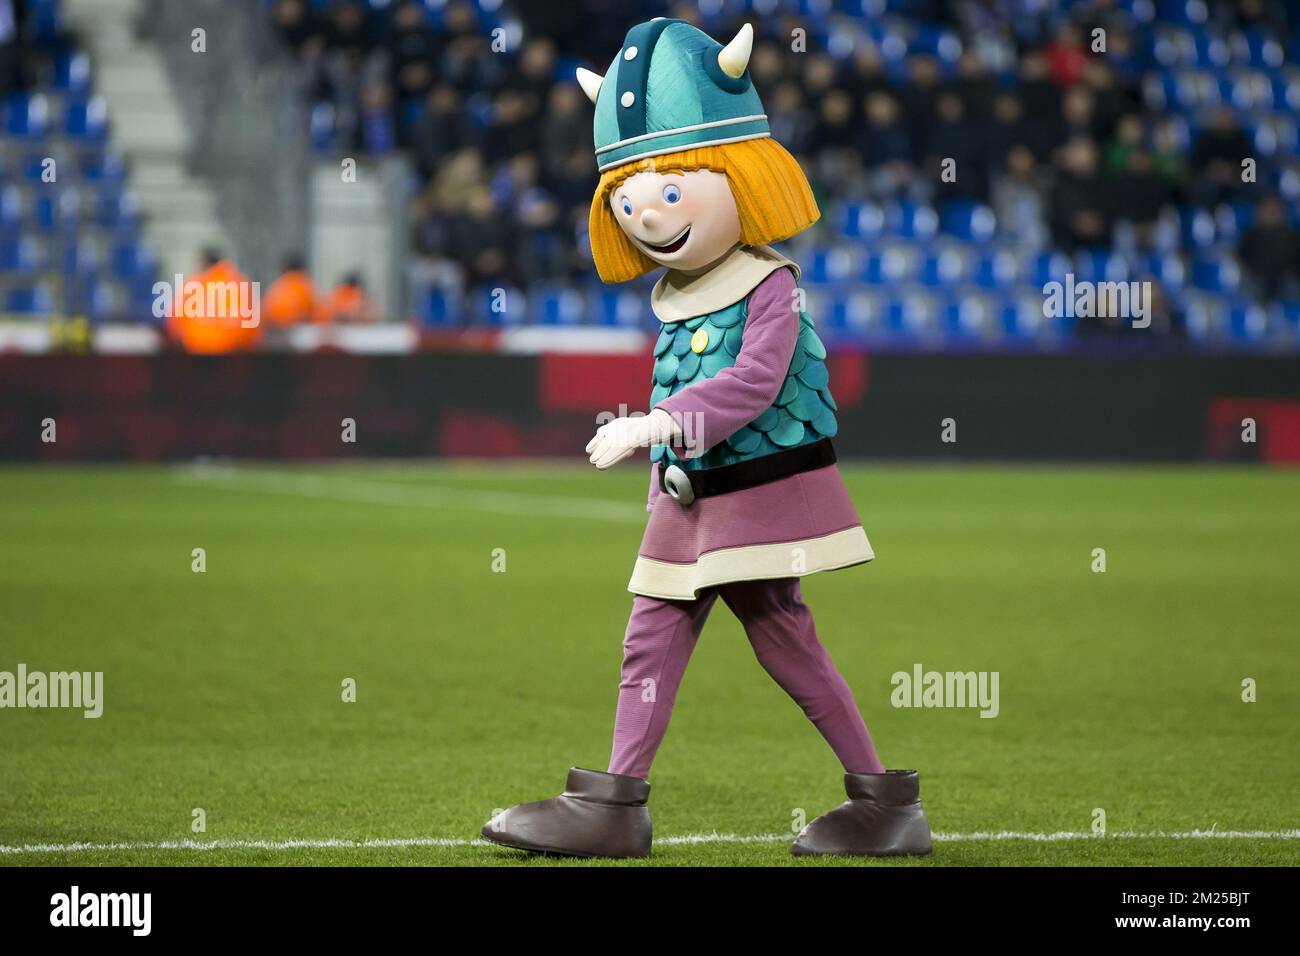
[1238,196,1300,303]
[357,82,396,153]
[985,93,1027,170]
[900,55,942,152]
[1109,147,1169,251]
[993,145,1048,250]
[318,274,378,324]
[925,93,988,203]
[411,84,468,176]
[271,0,317,49]
[1191,108,1253,207]
[389,0,438,100]
[1050,138,1110,251]
[1151,120,1190,201]
[1016,51,1066,161]
[860,93,915,199]
[769,81,817,158]
[954,52,998,122]
[263,256,318,327]
[167,250,262,354]
[1044,23,1089,87]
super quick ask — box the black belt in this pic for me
[657,438,836,505]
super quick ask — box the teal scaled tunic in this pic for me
[648,296,839,469]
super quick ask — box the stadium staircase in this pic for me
[62,0,230,282]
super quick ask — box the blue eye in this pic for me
[621,198,632,215]
[663,184,681,203]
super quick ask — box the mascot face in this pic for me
[608,168,741,274]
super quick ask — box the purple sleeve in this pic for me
[654,267,799,460]
[646,462,659,512]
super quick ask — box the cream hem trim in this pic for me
[627,526,873,600]
[650,244,800,323]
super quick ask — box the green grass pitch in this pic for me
[0,462,1297,866]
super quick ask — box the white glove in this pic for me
[586,408,681,470]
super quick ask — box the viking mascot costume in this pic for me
[482,18,932,859]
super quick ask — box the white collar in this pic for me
[649,244,799,324]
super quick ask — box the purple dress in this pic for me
[628,265,873,600]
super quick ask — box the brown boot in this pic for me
[480,768,652,859]
[792,770,932,857]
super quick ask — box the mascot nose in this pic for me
[639,208,663,232]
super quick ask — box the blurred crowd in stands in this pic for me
[265,0,1300,325]
[4,0,1300,348]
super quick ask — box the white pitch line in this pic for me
[3,830,1298,855]
[172,465,647,524]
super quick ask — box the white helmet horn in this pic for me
[717,23,754,79]
[575,67,604,104]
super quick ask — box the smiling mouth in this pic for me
[642,226,691,255]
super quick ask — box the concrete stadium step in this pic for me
[62,0,231,280]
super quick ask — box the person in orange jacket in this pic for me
[317,273,379,324]
[262,255,319,327]
[167,249,263,353]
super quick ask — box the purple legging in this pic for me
[608,577,885,779]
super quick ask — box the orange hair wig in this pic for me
[587,137,819,284]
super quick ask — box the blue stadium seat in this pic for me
[1074,249,1130,282]
[1271,72,1300,112]
[972,250,1019,289]
[916,246,970,286]
[817,285,889,341]
[78,149,127,183]
[52,51,92,92]
[804,247,858,285]
[63,96,109,141]
[4,283,55,314]
[1027,251,1071,287]
[1227,302,1271,343]
[1235,29,1285,69]
[2,94,51,138]
[861,245,912,285]
[530,285,585,325]
[0,185,21,227]
[1252,117,1299,157]
[939,200,997,242]
[1165,0,1211,27]
[942,291,1004,344]
[1171,70,1218,110]
[30,0,62,38]
[1190,255,1241,293]
[836,202,885,240]
[1153,27,1196,69]
[590,287,644,329]
[885,201,938,241]
[464,286,525,327]
[1179,207,1218,248]
[0,236,41,272]
[414,286,451,327]
[109,243,155,283]
[61,239,102,278]
[1143,252,1187,289]
[1193,33,1231,69]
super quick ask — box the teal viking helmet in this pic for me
[576,20,769,172]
